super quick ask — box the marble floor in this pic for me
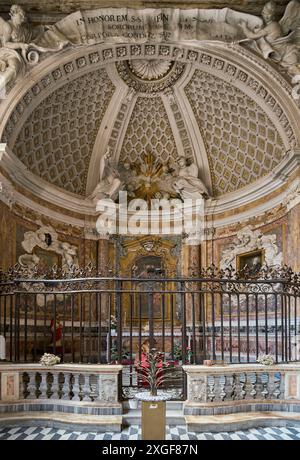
[0,425,300,440]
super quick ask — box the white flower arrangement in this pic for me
[257,353,275,366]
[40,353,61,366]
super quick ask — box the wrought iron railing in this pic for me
[0,264,299,398]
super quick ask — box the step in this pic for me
[185,411,300,433]
[123,400,183,411]
[167,401,183,410]
[0,411,122,432]
[122,408,185,426]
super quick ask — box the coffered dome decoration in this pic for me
[185,70,285,195]
[119,96,178,165]
[10,69,116,195]
[0,41,298,208]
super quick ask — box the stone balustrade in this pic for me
[183,363,300,415]
[0,363,122,412]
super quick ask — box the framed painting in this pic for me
[132,256,164,319]
[33,247,62,271]
[236,249,265,273]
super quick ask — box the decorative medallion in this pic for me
[128,59,172,80]
[116,60,186,93]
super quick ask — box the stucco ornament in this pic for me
[117,152,208,202]
[18,224,79,307]
[239,1,300,81]
[19,223,78,271]
[220,226,283,270]
[128,59,172,80]
[189,378,206,402]
[283,178,300,209]
[0,4,66,93]
[90,147,123,202]
[2,3,300,97]
[173,156,209,200]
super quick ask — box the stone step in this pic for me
[123,400,183,411]
[122,408,185,426]
[185,411,300,433]
[0,411,122,432]
[167,401,183,410]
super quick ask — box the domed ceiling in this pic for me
[10,69,115,195]
[1,42,293,200]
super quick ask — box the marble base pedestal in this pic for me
[135,392,171,440]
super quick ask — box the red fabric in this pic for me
[50,319,62,343]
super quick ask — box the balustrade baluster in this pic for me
[261,373,269,399]
[219,375,226,401]
[81,374,91,401]
[72,373,81,401]
[20,372,28,399]
[273,372,282,399]
[27,372,37,399]
[239,373,246,399]
[249,373,257,399]
[207,375,215,402]
[50,372,60,399]
[39,372,48,399]
[62,373,71,400]
[90,374,98,401]
[230,374,237,400]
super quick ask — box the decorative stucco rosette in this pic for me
[128,59,173,80]
[116,60,186,93]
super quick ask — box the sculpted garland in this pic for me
[1,2,300,97]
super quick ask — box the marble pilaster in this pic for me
[287,203,300,272]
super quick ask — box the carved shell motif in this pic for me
[128,59,172,80]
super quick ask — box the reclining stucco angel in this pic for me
[0,4,67,93]
[239,0,300,77]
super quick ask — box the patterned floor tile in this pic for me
[0,425,300,440]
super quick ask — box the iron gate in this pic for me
[0,265,299,399]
